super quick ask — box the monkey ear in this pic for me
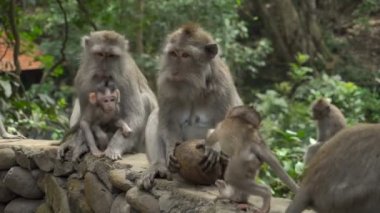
[89,92,97,104]
[81,35,91,48]
[245,107,261,128]
[205,43,218,59]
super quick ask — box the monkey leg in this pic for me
[285,188,310,213]
[235,181,271,213]
[80,121,103,157]
[138,109,171,191]
[69,99,81,128]
[92,125,109,150]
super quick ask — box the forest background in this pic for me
[1,0,380,197]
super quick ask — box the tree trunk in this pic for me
[253,0,331,65]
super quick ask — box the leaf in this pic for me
[0,79,12,98]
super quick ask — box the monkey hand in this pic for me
[168,154,180,173]
[138,165,172,191]
[104,148,122,160]
[121,126,133,137]
[198,143,220,173]
[168,142,181,173]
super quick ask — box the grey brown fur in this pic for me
[304,98,346,165]
[207,106,298,212]
[69,30,157,160]
[140,24,242,190]
[287,124,380,213]
[58,81,132,161]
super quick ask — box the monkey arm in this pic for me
[80,120,102,157]
[205,128,218,146]
[254,143,299,193]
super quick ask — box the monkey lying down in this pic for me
[58,80,132,161]
[203,106,299,213]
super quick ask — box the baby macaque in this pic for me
[304,98,346,165]
[58,80,132,160]
[206,106,299,212]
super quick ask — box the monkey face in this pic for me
[100,95,117,113]
[312,105,330,120]
[161,24,218,85]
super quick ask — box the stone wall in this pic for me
[0,139,302,213]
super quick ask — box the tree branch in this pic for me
[8,0,25,93]
[76,0,98,31]
[41,0,68,83]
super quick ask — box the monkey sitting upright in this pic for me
[206,106,299,212]
[58,80,132,161]
[304,98,346,165]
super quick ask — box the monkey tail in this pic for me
[60,123,80,144]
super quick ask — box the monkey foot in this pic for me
[104,148,122,160]
[1,133,25,139]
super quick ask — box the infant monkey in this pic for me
[59,80,132,160]
[207,106,298,213]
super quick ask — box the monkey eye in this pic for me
[181,52,190,58]
[104,100,109,103]
[95,52,104,57]
[168,50,177,57]
[108,53,117,58]
[110,98,115,102]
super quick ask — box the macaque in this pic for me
[304,98,346,165]
[207,106,299,212]
[286,123,380,213]
[69,30,157,160]
[140,23,242,190]
[0,119,24,139]
[58,81,132,161]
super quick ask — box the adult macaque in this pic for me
[140,23,242,190]
[207,106,298,212]
[58,80,132,160]
[69,30,157,160]
[286,124,380,213]
[304,98,346,165]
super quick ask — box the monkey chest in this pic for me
[178,106,214,140]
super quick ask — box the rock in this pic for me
[14,147,37,170]
[126,187,160,213]
[53,160,74,177]
[174,139,221,185]
[109,169,134,192]
[84,172,113,213]
[67,175,92,213]
[44,174,70,213]
[33,148,56,172]
[0,148,16,170]
[0,171,16,202]
[35,203,53,213]
[3,166,43,199]
[93,159,115,191]
[110,193,130,213]
[4,198,43,213]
